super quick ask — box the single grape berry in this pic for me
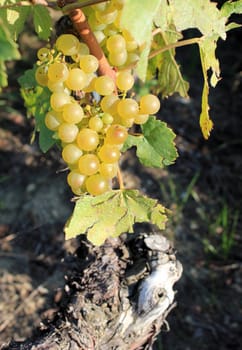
[48,62,69,83]
[139,94,160,115]
[56,34,79,56]
[76,128,99,151]
[78,154,100,176]
[62,144,83,164]
[85,174,109,196]
[106,124,128,145]
[98,144,120,163]
[58,123,79,143]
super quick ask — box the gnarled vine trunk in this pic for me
[5,231,182,350]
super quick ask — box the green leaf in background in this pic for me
[168,0,227,39]
[65,190,167,246]
[18,68,55,152]
[123,116,178,167]
[0,19,20,61]
[120,0,161,45]
[0,60,7,88]
[0,6,31,40]
[221,0,242,17]
[33,5,52,40]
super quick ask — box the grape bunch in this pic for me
[35,32,160,196]
[84,0,141,68]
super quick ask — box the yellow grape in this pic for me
[139,94,160,114]
[37,47,50,61]
[67,170,86,189]
[95,8,118,25]
[47,80,65,92]
[102,112,114,125]
[106,124,128,145]
[48,62,69,83]
[66,68,87,91]
[116,71,134,91]
[62,144,83,164]
[45,110,63,131]
[35,65,48,86]
[134,114,149,125]
[98,144,120,163]
[76,128,99,151]
[117,98,139,119]
[94,75,115,96]
[56,34,79,56]
[78,154,100,176]
[63,103,84,124]
[85,174,109,196]
[50,92,71,111]
[99,162,118,179]
[58,123,79,143]
[109,50,127,66]
[89,116,103,131]
[71,42,90,62]
[79,55,99,73]
[106,34,126,52]
[100,94,119,114]
[94,30,106,45]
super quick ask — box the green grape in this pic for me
[116,71,134,91]
[85,174,109,196]
[79,55,99,74]
[35,65,48,86]
[94,75,115,96]
[106,124,128,145]
[72,42,90,62]
[99,162,118,179]
[62,143,83,164]
[67,170,86,189]
[134,114,149,125]
[45,110,63,131]
[98,144,120,163]
[76,128,99,151]
[106,34,126,52]
[88,12,106,31]
[58,123,79,143]
[112,0,125,10]
[63,103,84,124]
[48,62,69,83]
[66,68,87,91]
[126,53,140,66]
[95,8,118,25]
[91,3,108,11]
[89,116,103,131]
[139,94,160,114]
[78,154,100,176]
[102,112,114,125]
[50,92,71,111]
[117,98,139,119]
[56,34,79,56]
[100,94,119,113]
[37,47,50,61]
[120,117,134,128]
[103,24,118,37]
[125,39,138,52]
[109,50,127,66]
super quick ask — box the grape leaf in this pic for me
[168,0,227,39]
[18,68,55,152]
[0,6,31,40]
[65,190,168,246]
[33,5,52,40]
[221,0,242,17]
[120,0,161,45]
[0,19,20,61]
[199,45,213,139]
[123,116,178,167]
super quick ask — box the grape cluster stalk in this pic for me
[35,0,160,196]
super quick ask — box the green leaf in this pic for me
[156,31,189,97]
[221,0,242,17]
[65,190,168,246]
[123,116,178,167]
[33,5,52,40]
[0,6,31,40]
[120,0,161,45]
[18,68,55,152]
[168,0,227,39]
[0,60,7,89]
[0,19,20,61]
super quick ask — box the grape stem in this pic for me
[67,7,116,81]
[117,166,124,190]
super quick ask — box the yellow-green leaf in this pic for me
[65,190,168,246]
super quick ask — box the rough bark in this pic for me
[4,231,182,350]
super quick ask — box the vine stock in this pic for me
[1,0,242,245]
